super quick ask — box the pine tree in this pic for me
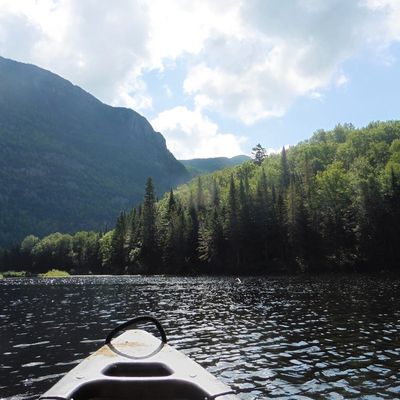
[160,190,184,271]
[110,212,127,273]
[198,208,223,268]
[252,143,267,166]
[357,178,382,269]
[238,177,250,250]
[125,208,142,272]
[286,179,313,270]
[141,177,158,266]
[167,189,176,215]
[275,192,288,264]
[254,170,270,265]
[196,176,205,212]
[271,183,277,205]
[226,175,240,267]
[280,146,290,190]
[185,192,199,264]
[211,178,220,208]
[227,175,238,235]
[241,175,258,266]
[286,179,298,245]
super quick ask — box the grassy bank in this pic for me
[1,270,27,278]
[0,269,71,278]
[39,269,71,278]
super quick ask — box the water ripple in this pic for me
[0,275,399,399]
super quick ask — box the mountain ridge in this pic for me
[0,56,188,248]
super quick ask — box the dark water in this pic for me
[0,276,399,399]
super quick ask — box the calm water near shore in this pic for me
[1,275,399,399]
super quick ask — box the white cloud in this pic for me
[145,0,243,68]
[151,107,246,159]
[366,0,400,40]
[1,0,400,152]
[184,0,400,124]
[0,0,239,112]
[336,74,349,87]
[0,0,152,110]
[0,9,43,61]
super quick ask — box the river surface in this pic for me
[0,275,399,399]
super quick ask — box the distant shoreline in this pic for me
[2,270,399,280]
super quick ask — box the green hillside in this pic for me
[0,56,188,248]
[180,155,250,177]
[3,121,400,274]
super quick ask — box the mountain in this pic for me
[180,155,251,177]
[0,56,188,248]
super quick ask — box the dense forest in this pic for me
[1,121,400,275]
[180,155,251,178]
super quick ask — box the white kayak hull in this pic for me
[40,329,238,400]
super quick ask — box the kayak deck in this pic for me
[40,329,237,400]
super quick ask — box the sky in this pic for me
[0,0,400,159]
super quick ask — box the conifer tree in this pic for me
[110,212,127,272]
[286,179,298,245]
[257,169,268,198]
[125,209,136,250]
[185,192,199,264]
[275,192,288,264]
[227,175,238,235]
[357,178,382,269]
[160,190,183,271]
[226,175,240,267]
[280,146,290,190]
[252,143,267,165]
[198,208,223,268]
[211,178,220,208]
[239,178,250,236]
[254,171,270,264]
[286,180,313,270]
[271,183,277,205]
[167,189,176,215]
[196,176,205,212]
[141,177,158,266]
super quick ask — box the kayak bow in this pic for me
[40,316,238,400]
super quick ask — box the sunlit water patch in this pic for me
[0,275,399,399]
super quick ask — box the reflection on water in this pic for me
[0,276,399,399]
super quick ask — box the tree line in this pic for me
[1,121,400,275]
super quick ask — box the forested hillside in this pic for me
[180,155,251,177]
[2,121,400,274]
[0,57,188,248]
